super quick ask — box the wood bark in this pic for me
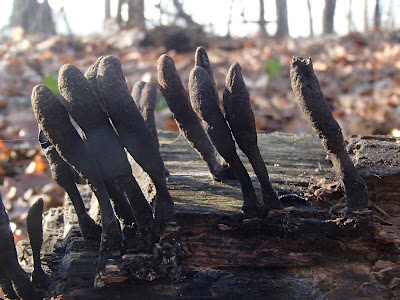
[14,132,400,299]
[323,0,336,34]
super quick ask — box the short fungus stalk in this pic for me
[0,268,18,300]
[0,193,37,300]
[39,130,102,240]
[27,198,51,290]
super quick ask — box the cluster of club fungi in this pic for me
[0,47,370,299]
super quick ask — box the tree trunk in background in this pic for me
[127,0,145,29]
[275,0,288,38]
[29,0,55,35]
[157,0,163,25]
[11,0,39,31]
[105,0,111,22]
[226,0,234,38]
[306,0,313,37]
[323,0,336,34]
[116,0,123,25]
[258,0,268,40]
[388,0,394,30]
[374,0,381,31]
[10,0,55,36]
[363,0,368,32]
[348,0,353,32]
[10,0,33,30]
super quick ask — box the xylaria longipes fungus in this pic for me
[102,180,137,241]
[188,66,267,219]
[40,128,136,242]
[132,81,170,176]
[39,130,102,241]
[195,46,217,90]
[194,47,234,174]
[132,81,146,106]
[31,84,123,253]
[27,198,51,290]
[223,62,282,210]
[157,54,232,181]
[95,56,176,233]
[290,57,369,211]
[134,82,159,146]
[85,59,152,240]
[84,56,104,103]
[0,193,37,300]
[194,46,226,165]
[58,64,154,250]
[0,267,19,300]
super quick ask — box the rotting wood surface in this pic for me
[16,132,400,299]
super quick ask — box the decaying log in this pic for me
[14,131,400,299]
[8,49,398,299]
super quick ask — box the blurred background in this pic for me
[0,0,399,246]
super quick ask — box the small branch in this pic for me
[172,0,197,26]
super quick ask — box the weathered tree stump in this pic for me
[16,131,400,299]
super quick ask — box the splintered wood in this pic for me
[17,132,400,299]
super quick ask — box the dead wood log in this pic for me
[14,132,400,299]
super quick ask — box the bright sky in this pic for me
[0,0,398,38]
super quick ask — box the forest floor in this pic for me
[0,28,399,241]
